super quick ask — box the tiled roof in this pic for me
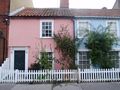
[14,8,73,17]
[71,9,120,17]
[13,8,120,17]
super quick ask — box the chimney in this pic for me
[60,0,69,8]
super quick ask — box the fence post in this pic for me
[15,69,18,83]
[78,68,80,83]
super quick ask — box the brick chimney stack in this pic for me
[60,0,69,8]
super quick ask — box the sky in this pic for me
[33,0,116,9]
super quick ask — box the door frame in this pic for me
[10,47,28,70]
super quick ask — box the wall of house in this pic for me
[75,18,120,50]
[9,18,73,69]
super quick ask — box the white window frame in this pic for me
[10,47,29,70]
[77,49,91,69]
[40,20,54,38]
[76,20,90,38]
[106,20,119,37]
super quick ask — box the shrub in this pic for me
[85,25,118,68]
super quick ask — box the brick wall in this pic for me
[0,0,10,65]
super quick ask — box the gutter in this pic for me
[74,16,120,19]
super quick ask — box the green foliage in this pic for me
[85,25,118,68]
[30,49,53,70]
[29,63,40,70]
[37,51,53,69]
[54,26,77,69]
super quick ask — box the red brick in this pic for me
[0,0,10,65]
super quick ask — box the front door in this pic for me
[14,50,25,70]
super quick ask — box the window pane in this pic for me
[45,22,48,26]
[49,26,52,29]
[47,52,53,61]
[46,26,49,29]
[42,22,45,25]
[48,22,52,26]
[46,30,48,33]
[46,33,48,36]
[42,26,45,29]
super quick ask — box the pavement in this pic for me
[0,82,120,90]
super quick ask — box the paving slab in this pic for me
[11,84,51,90]
[0,84,15,90]
[52,83,81,90]
[80,82,120,90]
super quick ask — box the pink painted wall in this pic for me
[9,18,73,69]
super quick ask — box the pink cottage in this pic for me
[8,0,74,70]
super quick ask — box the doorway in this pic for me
[10,47,28,70]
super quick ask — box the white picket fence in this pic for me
[0,58,10,70]
[0,68,120,83]
[0,69,77,83]
[78,68,120,82]
[0,58,11,82]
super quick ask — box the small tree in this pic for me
[30,47,53,70]
[54,26,78,69]
[85,25,118,68]
[37,51,53,69]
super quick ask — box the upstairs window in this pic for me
[107,21,118,36]
[40,20,54,38]
[77,21,90,38]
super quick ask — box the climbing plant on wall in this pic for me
[54,26,78,69]
[85,25,118,68]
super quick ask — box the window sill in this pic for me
[77,37,87,39]
[40,37,53,39]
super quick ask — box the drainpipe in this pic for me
[5,0,10,58]
[73,17,78,67]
